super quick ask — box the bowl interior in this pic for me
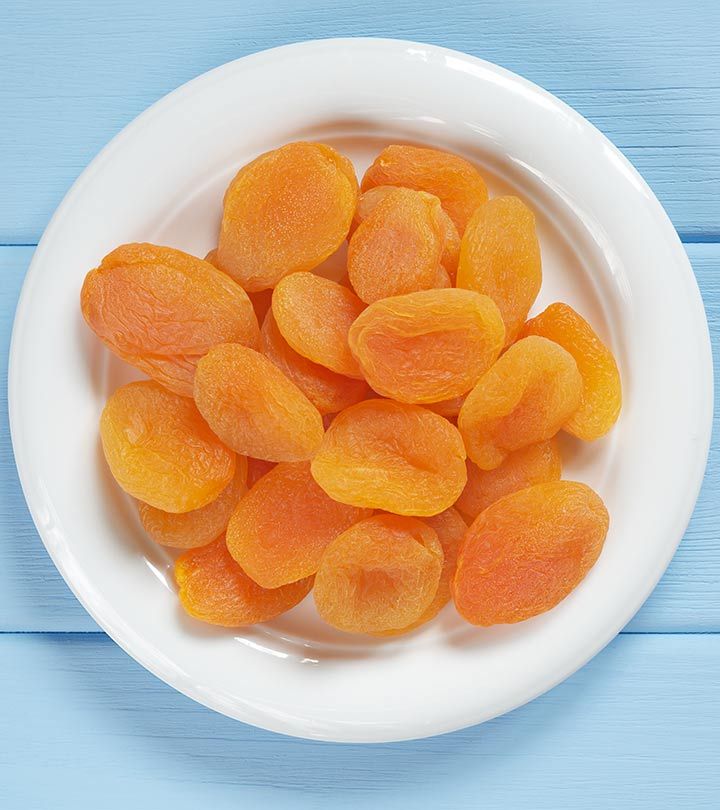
[100,125,625,655]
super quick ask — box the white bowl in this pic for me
[9,38,712,743]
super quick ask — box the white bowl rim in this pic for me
[8,37,713,742]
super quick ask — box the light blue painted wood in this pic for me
[2,245,714,632]
[1,0,719,243]
[0,633,718,808]
[2,4,719,805]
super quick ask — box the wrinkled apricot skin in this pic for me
[426,395,466,419]
[434,265,452,288]
[314,514,443,634]
[272,273,365,378]
[456,439,562,523]
[453,482,609,625]
[520,303,622,440]
[205,248,275,324]
[176,537,313,627]
[216,142,358,291]
[458,336,582,470]
[138,459,247,549]
[261,312,368,415]
[116,351,199,399]
[348,289,505,404]
[226,462,370,588]
[361,145,488,234]
[352,185,460,276]
[81,242,260,362]
[376,508,467,636]
[193,343,324,462]
[100,381,235,512]
[347,188,444,304]
[457,197,542,345]
[311,399,467,516]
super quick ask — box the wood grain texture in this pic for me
[0,633,718,808]
[1,245,718,631]
[1,0,719,243]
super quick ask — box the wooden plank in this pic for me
[0,632,718,808]
[0,244,718,631]
[1,0,719,242]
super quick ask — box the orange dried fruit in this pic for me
[361,144,488,234]
[272,273,365,378]
[311,399,467,516]
[426,394,466,419]
[81,242,259,361]
[455,439,562,523]
[100,380,235,512]
[216,142,358,291]
[453,481,609,625]
[116,352,199,399]
[458,336,581,469]
[434,265,452,288]
[314,514,443,634]
[375,508,467,636]
[347,187,444,303]
[348,288,505,403]
[194,343,324,462]
[352,185,461,276]
[519,303,622,440]
[138,459,248,549]
[457,196,541,345]
[176,537,313,627]
[226,462,370,588]
[206,246,274,325]
[261,312,368,414]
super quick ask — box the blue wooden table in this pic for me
[2,2,719,807]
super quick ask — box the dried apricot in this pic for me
[314,514,443,634]
[457,197,541,345]
[347,187,444,303]
[375,508,467,636]
[226,462,370,588]
[81,242,259,359]
[311,399,467,516]
[453,481,609,625]
[348,289,505,403]
[352,185,460,276]
[520,303,622,440]
[100,381,235,512]
[138,460,247,549]
[194,343,324,462]
[216,142,358,291]
[176,537,312,627]
[261,312,368,414]
[426,395,466,419]
[455,439,562,522]
[458,336,581,469]
[434,265,452,288]
[116,351,199,399]
[361,145,488,234]
[272,273,365,378]
[206,247,275,325]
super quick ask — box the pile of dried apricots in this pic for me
[81,141,621,635]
